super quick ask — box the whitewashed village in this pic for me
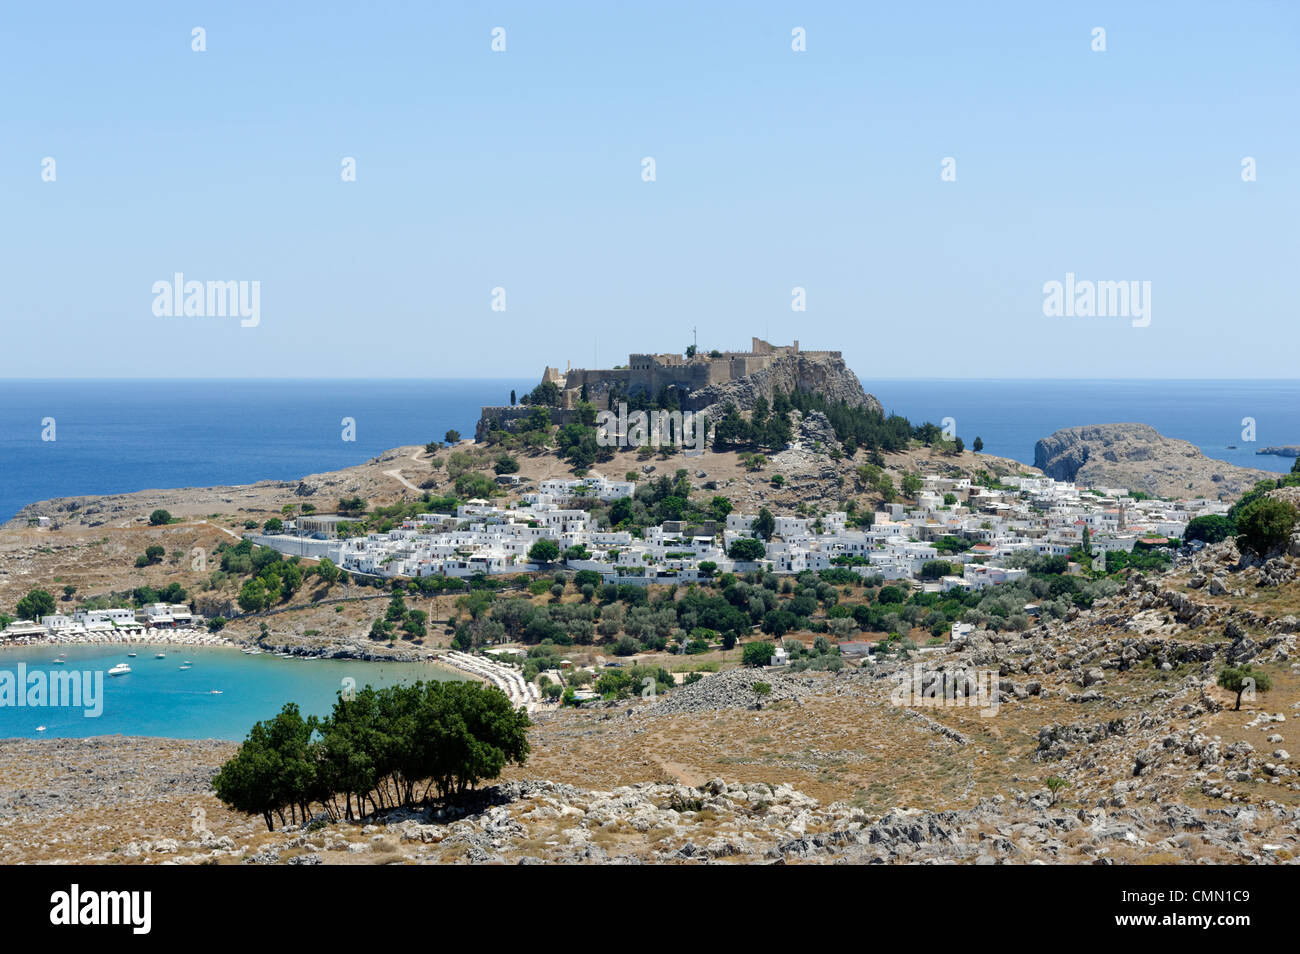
[4,468,1218,665]
[252,470,1219,592]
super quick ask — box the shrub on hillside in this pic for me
[1184,514,1233,544]
[1235,497,1298,556]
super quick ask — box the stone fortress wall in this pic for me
[551,338,841,409]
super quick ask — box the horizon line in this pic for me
[2,376,1299,384]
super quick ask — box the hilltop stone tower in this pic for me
[476,336,877,440]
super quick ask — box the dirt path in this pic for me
[383,448,426,492]
[198,520,241,541]
[648,731,708,787]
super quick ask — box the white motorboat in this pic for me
[108,663,131,676]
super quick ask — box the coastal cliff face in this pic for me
[686,353,881,419]
[1034,423,1273,500]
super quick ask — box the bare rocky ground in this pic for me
[4,532,1300,864]
[5,439,1298,864]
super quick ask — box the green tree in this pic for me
[1235,497,1298,556]
[212,705,312,831]
[528,539,561,564]
[529,381,561,407]
[263,517,284,534]
[453,472,497,499]
[901,473,923,499]
[338,496,367,516]
[608,497,634,527]
[316,557,340,584]
[877,585,905,604]
[752,507,775,542]
[741,641,776,667]
[385,592,408,623]
[402,609,428,639]
[972,436,984,453]
[15,588,56,621]
[237,578,271,614]
[1184,514,1233,544]
[445,429,461,443]
[919,560,954,580]
[1217,665,1273,711]
[728,538,766,561]
[148,509,171,526]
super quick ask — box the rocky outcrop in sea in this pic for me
[1033,423,1274,499]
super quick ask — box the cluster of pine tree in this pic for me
[783,389,915,453]
[213,681,531,830]
[712,395,794,450]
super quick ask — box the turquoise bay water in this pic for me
[0,645,464,741]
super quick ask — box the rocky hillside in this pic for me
[1033,423,1274,499]
[8,525,1300,864]
[686,353,881,419]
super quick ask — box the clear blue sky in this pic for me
[4,1,1296,379]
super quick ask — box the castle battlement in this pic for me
[540,337,833,409]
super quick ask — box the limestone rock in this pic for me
[1033,423,1273,500]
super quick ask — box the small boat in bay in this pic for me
[155,652,166,659]
[108,663,131,676]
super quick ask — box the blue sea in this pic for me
[1,377,1296,741]
[0,379,1296,523]
[2,379,1298,523]
[0,379,531,523]
[877,379,1300,477]
[0,645,464,740]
